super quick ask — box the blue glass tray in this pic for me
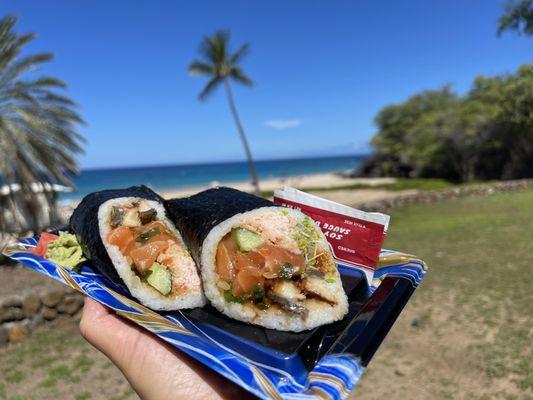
[4,234,427,399]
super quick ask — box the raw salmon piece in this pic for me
[108,227,134,253]
[216,240,235,281]
[256,244,306,276]
[247,250,266,267]
[136,221,174,243]
[130,240,169,274]
[147,231,174,243]
[234,252,256,272]
[232,266,264,296]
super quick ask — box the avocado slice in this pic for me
[145,263,172,295]
[232,227,263,251]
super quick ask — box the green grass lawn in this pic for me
[1,189,532,399]
[261,178,457,197]
[0,322,136,400]
[357,188,533,399]
[311,178,456,192]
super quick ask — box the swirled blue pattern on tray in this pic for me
[4,233,427,399]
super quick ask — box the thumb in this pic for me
[79,297,139,367]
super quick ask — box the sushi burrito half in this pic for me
[166,187,349,332]
[70,186,205,311]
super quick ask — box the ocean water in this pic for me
[63,155,365,202]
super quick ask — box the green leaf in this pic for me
[136,227,160,243]
[223,284,266,306]
[278,263,294,279]
[223,290,245,304]
[250,285,265,302]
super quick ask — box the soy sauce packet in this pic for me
[273,187,390,283]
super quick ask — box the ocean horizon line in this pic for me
[79,153,368,173]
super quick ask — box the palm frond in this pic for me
[188,60,214,76]
[212,30,230,64]
[199,30,230,65]
[0,53,53,84]
[0,16,17,38]
[229,67,253,86]
[28,76,67,89]
[38,92,77,107]
[198,76,222,101]
[0,17,35,76]
[228,43,249,65]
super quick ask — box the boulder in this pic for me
[57,294,84,315]
[41,289,64,308]
[22,293,41,317]
[29,313,44,330]
[1,296,23,308]
[0,307,24,323]
[7,322,29,342]
[42,306,58,321]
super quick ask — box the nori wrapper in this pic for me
[69,185,163,283]
[165,187,271,262]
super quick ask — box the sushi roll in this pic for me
[166,187,349,332]
[70,186,205,310]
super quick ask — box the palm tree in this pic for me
[0,15,85,233]
[497,0,533,36]
[189,30,260,195]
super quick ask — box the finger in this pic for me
[81,296,111,320]
[79,297,138,359]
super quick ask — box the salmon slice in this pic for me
[148,231,175,243]
[246,250,266,267]
[108,226,134,253]
[130,240,169,274]
[123,236,139,256]
[255,244,306,276]
[216,238,236,281]
[232,266,264,296]
[234,252,256,271]
[136,221,174,243]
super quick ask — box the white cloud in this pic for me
[264,119,302,130]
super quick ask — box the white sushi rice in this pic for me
[98,197,205,310]
[201,206,349,332]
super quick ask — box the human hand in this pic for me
[80,297,251,400]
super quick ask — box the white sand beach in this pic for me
[159,173,398,199]
[58,174,405,219]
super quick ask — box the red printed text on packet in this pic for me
[273,197,386,272]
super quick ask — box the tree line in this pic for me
[358,65,533,182]
[359,0,533,183]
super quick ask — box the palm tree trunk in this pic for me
[223,78,261,196]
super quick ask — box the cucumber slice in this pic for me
[145,262,172,295]
[232,227,263,251]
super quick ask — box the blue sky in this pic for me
[3,0,531,169]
